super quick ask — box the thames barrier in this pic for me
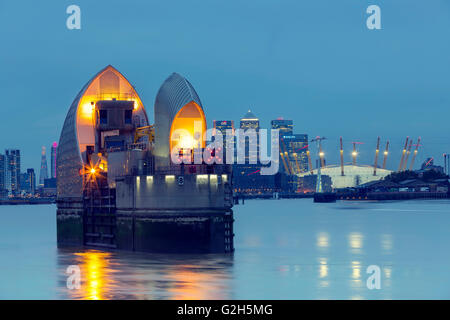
[56,65,234,253]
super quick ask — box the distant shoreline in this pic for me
[0,199,55,205]
[233,192,449,202]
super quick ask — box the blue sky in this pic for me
[1,0,450,170]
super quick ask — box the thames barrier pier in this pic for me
[56,66,234,253]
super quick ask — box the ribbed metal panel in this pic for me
[153,73,204,167]
[56,75,94,199]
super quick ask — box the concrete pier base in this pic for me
[56,198,84,247]
[116,210,234,253]
[57,199,234,253]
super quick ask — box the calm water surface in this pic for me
[1,199,449,299]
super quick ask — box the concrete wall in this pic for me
[115,174,232,210]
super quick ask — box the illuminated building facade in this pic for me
[239,110,260,165]
[213,120,235,163]
[51,142,57,178]
[5,149,20,196]
[21,168,36,195]
[39,146,48,187]
[281,134,309,174]
[271,119,293,136]
[0,154,5,197]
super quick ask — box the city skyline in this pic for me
[1,0,450,302]
[2,1,450,170]
[0,111,441,174]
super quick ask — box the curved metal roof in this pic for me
[56,65,148,198]
[153,73,205,167]
[154,72,203,119]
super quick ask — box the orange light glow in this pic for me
[75,66,148,156]
[81,102,95,119]
[170,101,206,152]
[90,168,96,174]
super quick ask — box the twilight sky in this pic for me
[1,0,450,170]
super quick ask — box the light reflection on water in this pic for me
[58,249,233,300]
[1,199,450,299]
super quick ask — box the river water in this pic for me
[0,199,449,299]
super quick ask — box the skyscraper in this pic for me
[0,154,5,197]
[280,134,309,174]
[51,142,57,178]
[39,146,48,186]
[240,109,260,130]
[270,119,293,136]
[239,110,260,164]
[5,149,20,196]
[20,169,36,195]
[213,120,235,163]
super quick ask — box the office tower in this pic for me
[239,110,260,164]
[51,142,57,178]
[280,134,309,174]
[21,169,36,195]
[5,149,21,196]
[20,173,28,193]
[213,120,235,163]
[271,119,294,174]
[0,154,5,197]
[39,146,48,186]
[270,119,294,136]
[270,119,308,174]
[240,109,260,130]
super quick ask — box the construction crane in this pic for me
[319,143,325,168]
[351,141,364,166]
[373,136,380,176]
[311,136,326,193]
[382,141,389,169]
[306,146,313,175]
[398,136,409,172]
[280,138,294,175]
[290,142,301,174]
[340,137,344,176]
[134,125,154,143]
[402,139,413,171]
[408,137,421,171]
[279,149,290,175]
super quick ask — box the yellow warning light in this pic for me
[90,168,96,174]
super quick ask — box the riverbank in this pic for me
[0,198,56,205]
[234,191,449,202]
